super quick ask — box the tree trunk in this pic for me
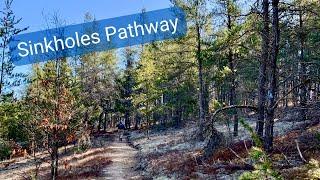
[203,128,224,159]
[265,0,280,152]
[135,112,141,130]
[50,131,59,180]
[256,0,270,139]
[196,0,205,140]
[51,146,58,180]
[125,110,130,129]
[98,112,104,132]
[0,38,6,96]
[226,7,238,137]
[298,10,307,122]
[103,111,107,132]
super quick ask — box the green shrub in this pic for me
[307,159,320,179]
[0,139,11,160]
[239,119,282,180]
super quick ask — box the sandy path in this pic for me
[102,134,141,180]
[0,132,142,180]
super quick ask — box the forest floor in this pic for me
[129,116,320,179]
[0,114,319,179]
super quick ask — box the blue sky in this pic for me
[3,0,172,95]
[11,0,172,32]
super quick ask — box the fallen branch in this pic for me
[295,139,307,163]
[228,147,244,160]
[274,147,293,166]
[243,140,249,154]
[228,147,255,168]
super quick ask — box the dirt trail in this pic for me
[0,131,142,180]
[102,134,141,180]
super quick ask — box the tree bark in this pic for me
[103,111,107,132]
[256,0,270,139]
[125,110,130,129]
[203,128,224,159]
[226,5,239,137]
[265,0,280,152]
[98,112,103,132]
[50,131,59,180]
[196,0,205,140]
[298,10,307,122]
[0,39,5,96]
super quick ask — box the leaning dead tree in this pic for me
[203,105,258,158]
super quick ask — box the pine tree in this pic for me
[0,0,27,97]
